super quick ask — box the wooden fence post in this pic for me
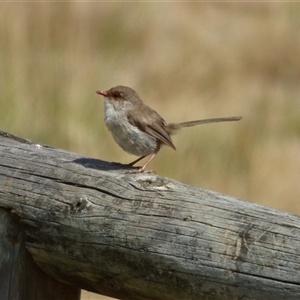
[0,207,80,300]
[0,130,300,300]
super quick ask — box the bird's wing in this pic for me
[127,105,176,150]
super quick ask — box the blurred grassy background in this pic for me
[1,3,300,299]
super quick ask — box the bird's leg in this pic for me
[127,148,159,173]
[127,155,146,167]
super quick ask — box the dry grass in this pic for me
[1,3,300,299]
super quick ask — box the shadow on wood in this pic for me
[0,130,300,300]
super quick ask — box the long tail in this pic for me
[168,116,242,132]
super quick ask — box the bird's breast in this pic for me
[104,100,157,156]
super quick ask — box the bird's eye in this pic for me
[113,92,121,98]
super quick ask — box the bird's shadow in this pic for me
[72,157,135,172]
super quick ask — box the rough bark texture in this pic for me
[0,130,300,300]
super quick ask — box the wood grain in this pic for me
[0,130,300,300]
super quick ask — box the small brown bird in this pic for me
[96,86,242,173]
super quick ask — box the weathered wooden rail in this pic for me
[0,130,300,300]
